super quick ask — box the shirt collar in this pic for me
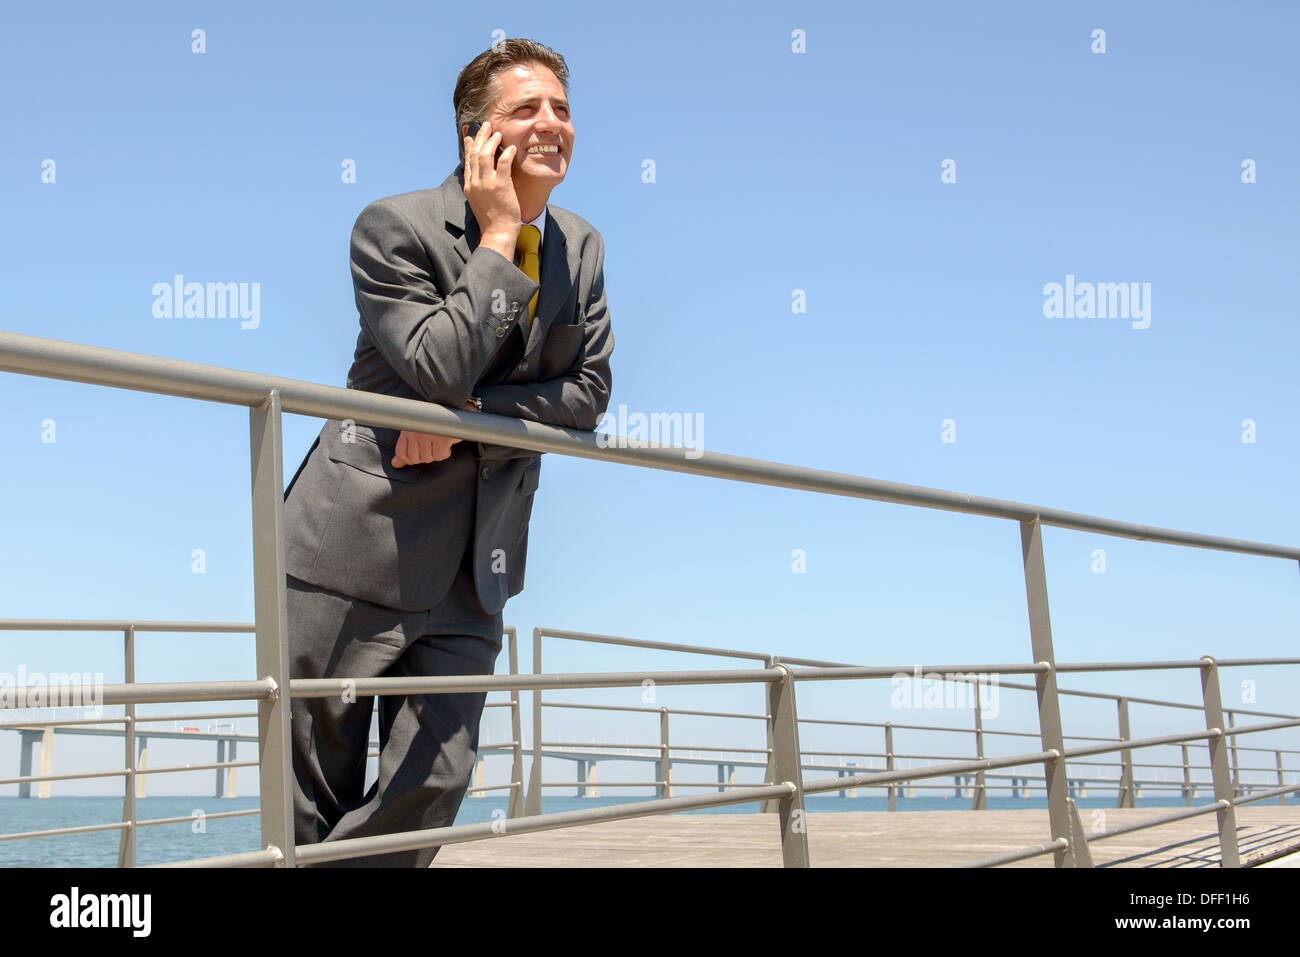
[524,207,546,246]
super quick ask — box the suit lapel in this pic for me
[442,166,477,266]
[440,165,575,354]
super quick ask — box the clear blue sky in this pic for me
[1,1,1296,796]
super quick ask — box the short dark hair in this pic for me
[453,39,570,165]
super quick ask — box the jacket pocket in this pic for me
[327,429,421,484]
[537,321,585,379]
[518,458,542,495]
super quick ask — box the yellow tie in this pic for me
[515,224,541,322]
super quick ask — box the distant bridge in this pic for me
[5,719,1279,806]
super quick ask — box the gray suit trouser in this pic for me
[287,556,503,868]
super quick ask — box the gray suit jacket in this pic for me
[282,165,614,614]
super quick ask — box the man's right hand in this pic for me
[391,400,480,468]
[463,120,521,261]
[391,432,459,468]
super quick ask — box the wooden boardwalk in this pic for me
[430,805,1300,867]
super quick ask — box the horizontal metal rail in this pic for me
[291,784,797,866]
[0,717,127,730]
[289,669,786,698]
[148,786,799,868]
[529,628,772,661]
[4,329,1299,559]
[3,680,277,708]
[0,808,262,846]
[801,724,1294,796]
[779,653,1300,721]
[150,848,284,869]
[961,780,1300,868]
[786,658,1300,682]
[955,839,1070,868]
[0,711,257,730]
[0,619,255,633]
[792,663,1054,680]
[1088,801,1234,843]
[1227,782,1300,808]
[4,759,257,789]
[0,820,130,843]
[542,700,767,720]
[0,768,128,787]
[803,750,1061,794]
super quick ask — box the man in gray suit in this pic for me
[281,39,613,866]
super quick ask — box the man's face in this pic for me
[479,62,573,188]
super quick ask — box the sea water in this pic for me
[0,792,1259,867]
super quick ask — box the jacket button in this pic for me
[480,467,491,480]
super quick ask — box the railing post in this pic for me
[768,664,809,867]
[658,708,672,799]
[116,625,136,867]
[524,627,543,815]
[1019,516,1074,867]
[505,628,524,819]
[37,727,53,798]
[215,740,226,798]
[1181,743,1193,807]
[250,389,295,866]
[972,701,987,810]
[760,655,778,813]
[136,736,148,798]
[1278,750,1287,807]
[1199,657,1240,868]
[1065,797,1095,868]
[885,723,896,811]
[226,737,238,798]
[17,730,37,799]
[1225,708,1241,798]
[1116,697,1135,808]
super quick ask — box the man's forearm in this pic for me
[476,369,609,432]
[468,366,611,460]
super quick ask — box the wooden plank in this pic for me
[429,806,1300,868]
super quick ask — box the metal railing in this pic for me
[8,622,1293,864]
[0,620,529,865]
[515,628,1299,814]
[1,328,1298,868]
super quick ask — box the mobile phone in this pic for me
[465,122,505,166]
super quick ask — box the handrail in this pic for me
[3,329,1299,558]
